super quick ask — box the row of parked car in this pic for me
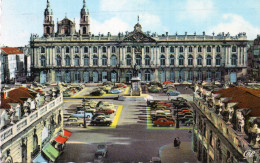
[172,97,193,126]
[90,82,127,96]
[64,100,116,127]
[147,100,175,127]
[62,83,86,97]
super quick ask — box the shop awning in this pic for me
[54,135,68,144]
[42,143,59,162]
[33,153,48,163]
[64,129,72,137]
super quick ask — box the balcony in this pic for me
[0,94,63,145]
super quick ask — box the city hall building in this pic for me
[30,0,249,84]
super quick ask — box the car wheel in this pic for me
[167,93,170,96]
[157,124,160,127]
[169,124,173,127]
[86,115,90,118]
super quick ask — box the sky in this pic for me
[1,0,260,47]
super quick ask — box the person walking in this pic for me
[173,138,178,148]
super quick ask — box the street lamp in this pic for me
[176,105,180,128]
[83,105,87,128]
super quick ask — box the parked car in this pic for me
[166,90,180,96]
[96,108,114,115]
[91,113,108,120]
[110,89,123,94]
[153,118,175,127]
[70,111,93,119]
[152,114,173,122]
[95,144,108,158]
[184,119,193,126]
[157,102,171,107]
[64,117,84,127]
[90,116,112,126]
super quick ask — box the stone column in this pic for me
[227,46,231,65]
[61,47,65,66]
[141,47,145,65]
[122,46,125,66]
[132,48,135,67]
[212,45,216,66]
[108,46,111,66]
[154,69,158,82]
[151,46,154,66]
[80,46,83,66]
[176,46,179,66]
[89,47,93,66]
[98,46,102,66]
[71,46,74,66]
[243,47,247,66]
[203,46,206,66]
[120,46,123,65]
[156,46,159,66]
[166,46,169,66]
[184,46,188,66]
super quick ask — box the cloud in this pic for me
[91,17,131,35]
[100,0,149,12]
[179,0,215,22]
[208,14,260,40]
[140,13,169,33]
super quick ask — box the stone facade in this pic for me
[192,85,260,163]
[247,35,260,81]
[30,0,248,84]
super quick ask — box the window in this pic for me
[145,70,151,82]
[145,55,150,66]
[146,47,150,53]
[93,47,97,53]
[188,71,193,81]
[198,71,202,81]
[56,55,61,66]
[55,71,62,82]
[40,56,46,67]
[216,46,221,53]
[102,47,107,53]
[93,55,98,65]
[179,55,184,65]
[188,55,193,66]
[84,47,88,53]
[75,47,79,53]
[161,47,165,53]
[74,56,80,66]
[216,71,221,81]
[189,47,193,52]
[207,46,212,52]
[41,47,45,53]
[207,71,212,81]
[126,55,131,66]
[111,55,117,66]
[198,46,202,53]
[197,55,203,66]
[127,47,131,53]
[56,47,61,53]
[216,55,221,66]
[102,55,107,65]
[160,55,166,66]
[112,47,116,53]
[179,47,184,53]
[206,55,212,65]
[169,55,174,65]
[136,55,142,65]
[75,71,80,83]
[232,46,236,52]
[65,55,70,66]
[170,46,174,53]
[84,55,89,66]
[66,47,70,53]
[231,54,237,65]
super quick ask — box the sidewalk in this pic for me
[159,142,198,163]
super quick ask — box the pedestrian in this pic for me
[173,138,178,148]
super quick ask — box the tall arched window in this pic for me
[145,55,150,66]
[41,47,45,53]
[93,47,97,53]
[179,47,184,53]
[232,46,237,52]
[160,55,166,66]
[56,55,61,66]
[161,47,165,53]
[74,55,80,66]
[136,55,141,65]
[66,47,70,53]
[169,55,175,65]
[179,55,184,65]
[75,47,79,53]
[127,47,131,53]
[126,55,131,65]
[111,55,117,66]
[146,47,150,53]
[84,47,88,53]
[40,56,46,67]
[170,46,174,53]
[198,46,202,53]
[93,55,98,65]
[56,47,61,53]
[188,55,193,66]
[197,55,203,65]
[112,47,116,53]
[207,46,212,52]
[216,55,221,66]
[216,46,221,53]
[102,55,107,65]
[65,55,70,66]
[84,55,89,66]
[231,54,237,65]
[102,47,107,53]
[206,55,212,65]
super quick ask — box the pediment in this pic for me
[123,31,156,42]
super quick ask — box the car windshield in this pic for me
[97,145,106,149]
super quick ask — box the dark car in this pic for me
[90,116,112,126]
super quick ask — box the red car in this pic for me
[116,84,127,88]
[163,81,173,85]
[178,110,192,114]
[96,109,114,114]
[157,102,171,107]
[153,118,175,127]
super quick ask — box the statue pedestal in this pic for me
[131,77,141,96]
